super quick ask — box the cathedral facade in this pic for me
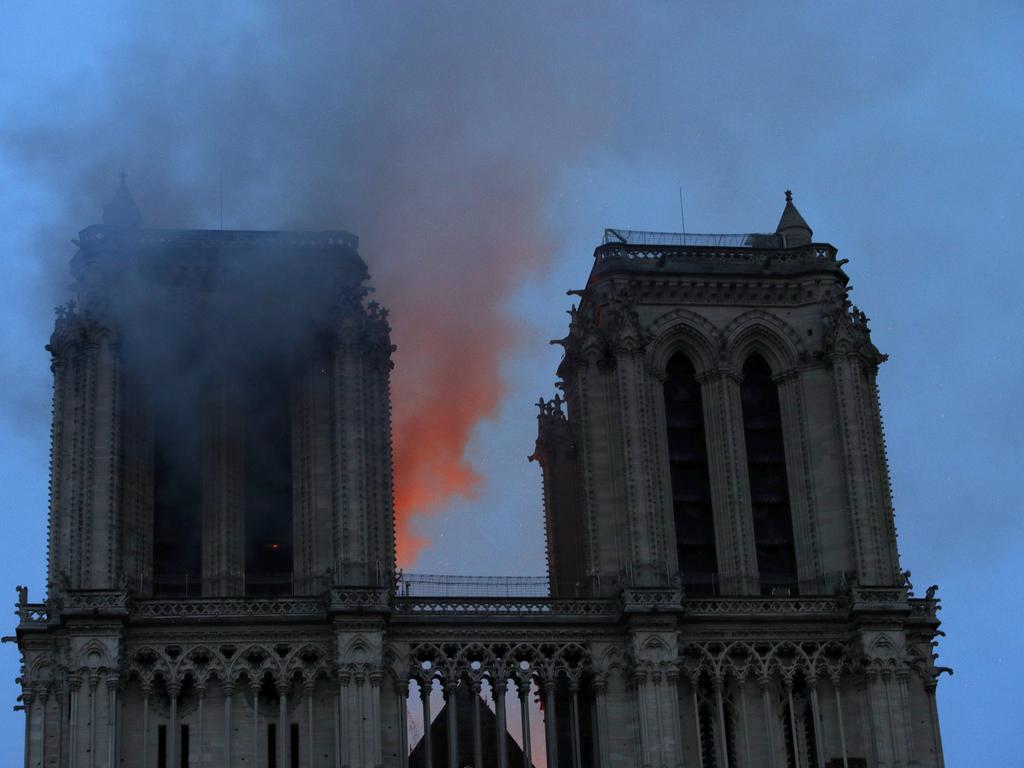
[12,183,948,767]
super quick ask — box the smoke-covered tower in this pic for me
[15,179,401,768]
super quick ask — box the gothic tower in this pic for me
[15,179,402,768]
[531,193,948,766]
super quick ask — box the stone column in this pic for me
[882,671,901,766]
[925,681,945,768]
[334,685,341,768]
[339,672,353,768]
[569,680,583,768]
[592,678,611,768]
[222,681,234,768]
[47,315,123,592]
[40,688,51,768]
[760,676,777,768]
[331,302,396,587]
[72,322,123,590]
[828,349,899,585]
[420,680,433,768]
[196,685,205,768]
[699,369,759,594]
[250,679,261,768]
[714,676,731,768]
[305,681,316,768]
[784,680,799,768]
[88,675,99,768]
[167,682,180,768]
[370,671,383,767]
[470,680,483,768]
[859,674,882,766]
[445,680,458,768]
[831,675,849,768]
[106,676,119,768]
[808,677,825,768]
[395,681,409,768]
[277,680,290,768]
[517,680,532,768]
[139,683,149,768]
[353,673,365,768]
[636,671,653,767]
[896,670,915,763]
[55,685,66,768]
[543,676,559,768]
[690,676,704,768]
[493,678,508,768]
[23,690,34,768]
[738,678,753,767]
[613,334,672,585]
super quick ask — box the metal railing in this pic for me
[603,229,784,248]
[395,572,549,598]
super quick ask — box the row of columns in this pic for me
[28,676,330,768]
[414,676,586,768]
[659,671,905,768]
[24,667,937,767]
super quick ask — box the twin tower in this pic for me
[14,183,947,768]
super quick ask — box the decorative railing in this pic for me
[850,586,910,612]
[395,572,549,597]
[684,596,846,617]
[603,229,784,248]
[908,598,940,620]
[595,239,838,267]
[392,597,620,618]
[17,581,926,626]
[133,597,323,620]
[61,590,130,615]
[17,603,48,626]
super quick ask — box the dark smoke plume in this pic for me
[3,4,626,564]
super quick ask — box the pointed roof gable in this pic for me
[775,190,812,246]
[102,173,142,228]
[409,683,537,768]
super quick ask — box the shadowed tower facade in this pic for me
[14,184,947,768]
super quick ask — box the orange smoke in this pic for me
[369,188,551,567]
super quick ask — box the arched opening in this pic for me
[243,365,294,596]
[740,354,798,595]
[151,347,204,598]
[662,353,718,595]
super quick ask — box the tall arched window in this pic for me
[663,353,718,594]
[740,354,799,594]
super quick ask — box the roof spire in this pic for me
[775,189,811,246]
[102,172,142,228]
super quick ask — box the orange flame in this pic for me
[371,192,550,567]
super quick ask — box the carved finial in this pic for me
[776,189,812,245]
[102,173,142,227]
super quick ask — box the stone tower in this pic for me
[531,192,948,766]
[14,185,948,768]
[15,179,402,768]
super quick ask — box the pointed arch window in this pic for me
[740,354,799,595]
[662,353,718,594]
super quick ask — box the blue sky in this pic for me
[1,2,1022,762]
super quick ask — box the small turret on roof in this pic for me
[775,189,812,246]
[102,172,142,228]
